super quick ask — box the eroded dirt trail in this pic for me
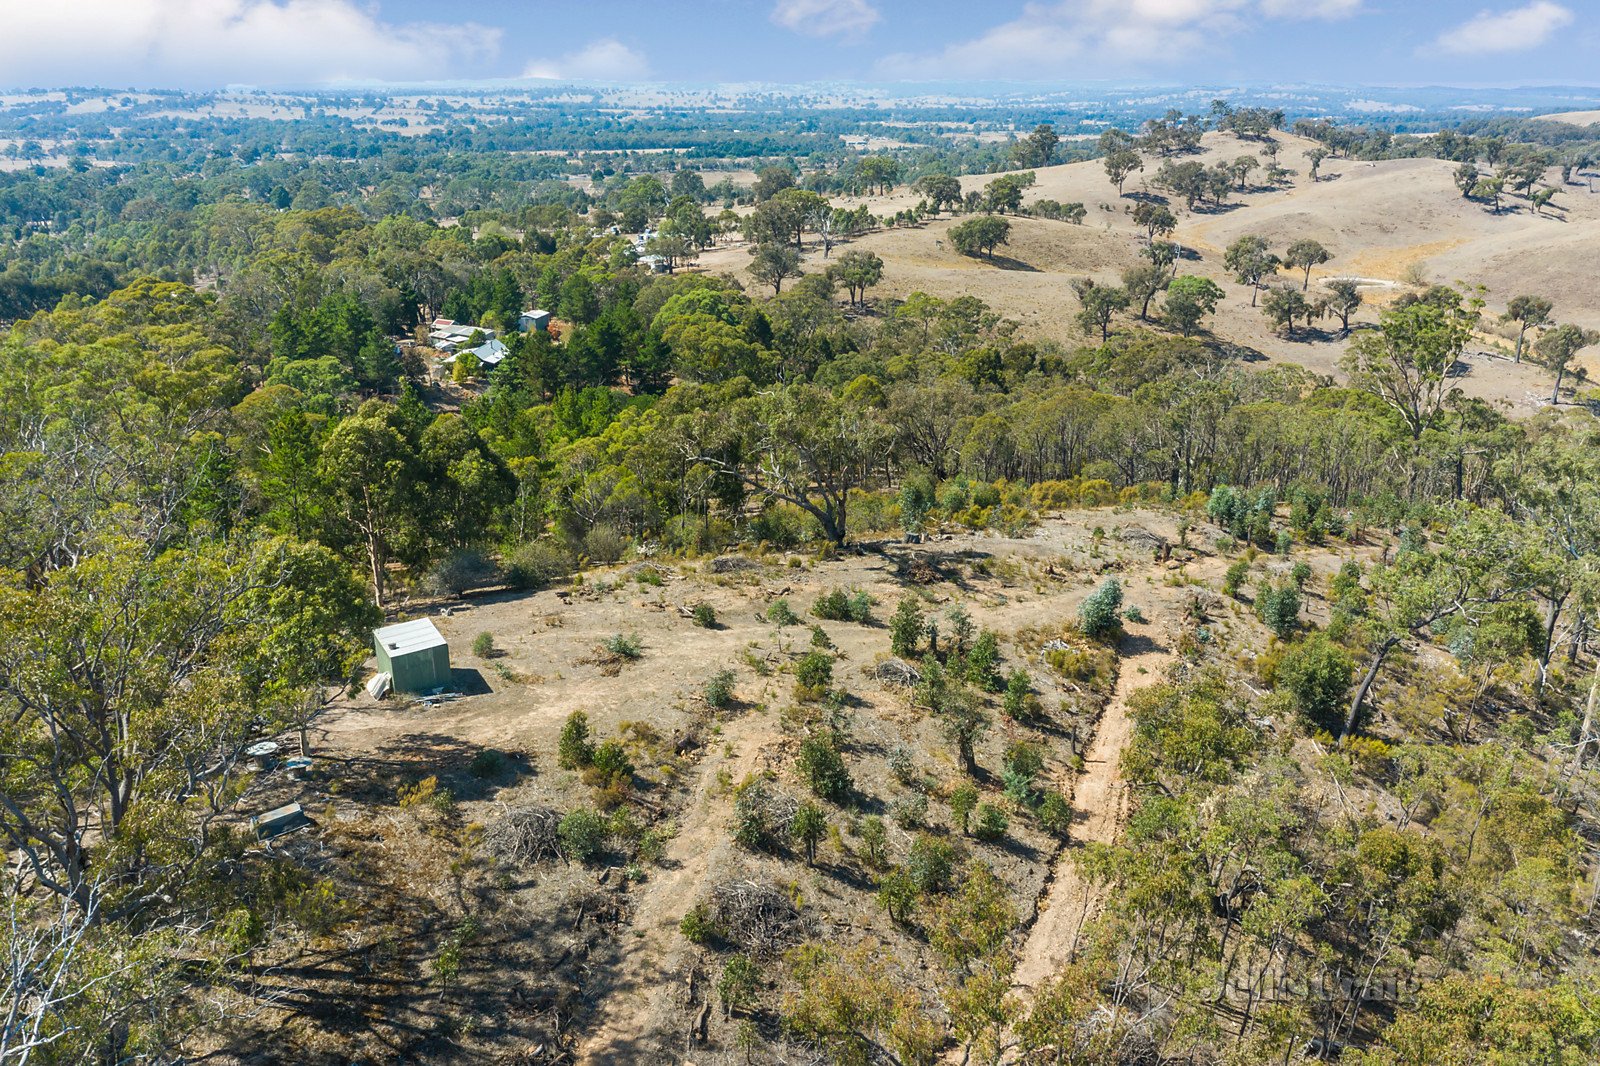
[574,707,775,1065]
[1011,630,1174,996]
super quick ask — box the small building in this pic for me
[372,618,452,694]
[518,309,551,333]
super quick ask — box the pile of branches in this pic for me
[483,804,564,866]
[708,878,803,954]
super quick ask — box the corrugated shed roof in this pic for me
[374,618,447,656]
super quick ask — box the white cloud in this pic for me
[771,0,882,40]
[1433,2,1573,56]
[0,0,501,88]
[1259,0,1361,18]
[521,39,650,81]
[876,0,1359,79]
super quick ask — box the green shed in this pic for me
[373,618,452,695]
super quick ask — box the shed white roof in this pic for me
[374,618,447,656]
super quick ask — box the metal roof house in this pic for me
[372,618,451,695]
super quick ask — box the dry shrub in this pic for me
[483,804,564,866]
[708,878,802,954]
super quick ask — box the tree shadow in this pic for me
[986,254,1039,272]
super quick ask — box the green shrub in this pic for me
[426,549,499,597]
[469,749,506,778]
[583,523,629,563]
[558,809,608,863]
[1037,791,1072,836]
[1290,561,1313,588]
[718,955,761,1015]
[766,598,800,627]
[691,602,718,628]
[949,783,979,835]
[680,903,719,944]
[635,567,664,587]
[1223,560,1250,598]
[732,776,791,852]
[472,631,497,658]
[889,596,924,658]
[1277,634,1355,734]
[972,802,1009,842]
[704,669,736,709]
[796,736,851,802]
[505,539,573,590]
[588,739,634,787]
[558,711,594,769]
[814,587,872,623]
[604,632,643,659]
[795,651,834,697]
[998,669,1036,717]
[890,792,929,829]
[967,630,1002,690]
[1255,581,1301,640]
[906,833,955,894]
[857,815,888,868]
[1078,579,1124,641]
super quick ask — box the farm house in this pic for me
[372,618,451,694]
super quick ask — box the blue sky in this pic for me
[0,0,1596,89]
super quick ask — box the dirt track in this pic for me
[1011,628,1175,995]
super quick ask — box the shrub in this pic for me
[889,596,924,658]
[583,523,629,563]
[634,566,664,587]
[1003,669,1038,720]
[949,783,978,835]
[888,745,916,784]
[906,834,956,894]
[1037,791,1072,836]
[426,549,499,597]
[505,539,573,590]
[558,711,594,769]
[680,903,719,944]
[967,630,1002,690]
[588,739,634,787]
[469,748,507,778]
[1223,560,1250,598]
[1078,579,1124,641]
[857,815,888,868]
[558,809,609,863]
[796,736,852,802]
[814,587,872,623]
[692,602,718,628]
[972,803,1009,842]
[472,631,497,658]
[1290,561,1313,588]
[809,625,835,650]
[792,802,828,864]
[1277,634,1355,734]
[1255,581,1301,640]
[604,632,643,659]
[795,651,835,698]
[704,669,736,709]
[732,776,794,852]
[719,955,762,1015]
[766,598,800,627]
[890,792,929,829]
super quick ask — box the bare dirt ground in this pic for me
[698,129,1598,413]
[303,509,1265,1060]
[1011,632,1176,995]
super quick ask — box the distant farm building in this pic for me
[519,309,551,332]
[372,618,452,694]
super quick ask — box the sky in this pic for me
[0,0,1596,90]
